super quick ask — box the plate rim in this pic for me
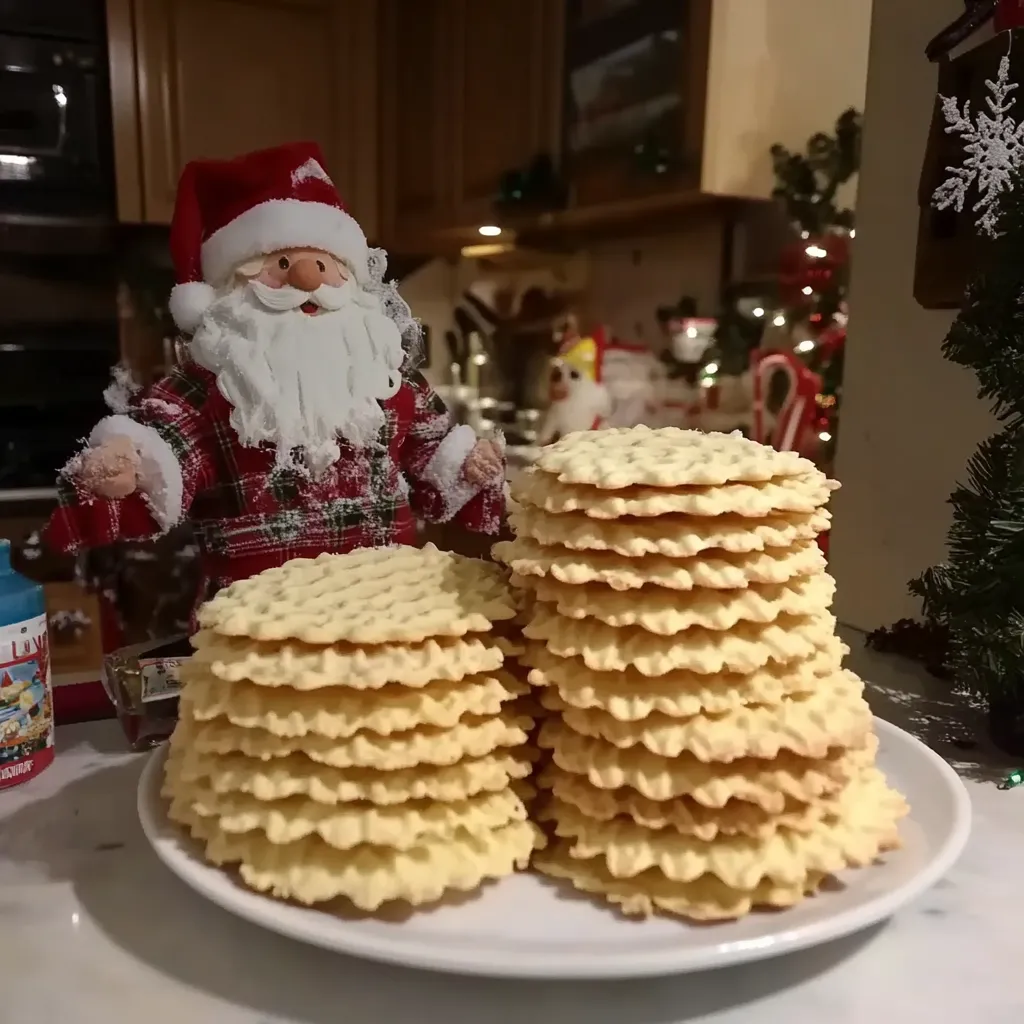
[137,716,972,979]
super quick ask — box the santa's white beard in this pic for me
[189,278,406,477]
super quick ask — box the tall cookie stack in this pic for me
[161,544,540,912]
[494,426,907,922]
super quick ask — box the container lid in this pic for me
[0,539,46,623]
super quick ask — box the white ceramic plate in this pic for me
[138,717,971,979]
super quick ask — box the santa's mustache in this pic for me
[247,279,352,312]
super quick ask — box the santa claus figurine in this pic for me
[43,142,504,610]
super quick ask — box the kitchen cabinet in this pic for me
[377,0,452,242]
[375,0,873,252]
[377,0,562,248]
[106,0,873,249]
[447,0,563,229]
[106,0,379,235]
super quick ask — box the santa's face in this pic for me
[189,247,405,477]
[250,247,349,306]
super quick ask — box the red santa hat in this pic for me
[168,141,369,333]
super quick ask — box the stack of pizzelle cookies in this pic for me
[161,544,541,912]
[494,426,908,921]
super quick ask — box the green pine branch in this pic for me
[913,167,1024,701]
[771,109,862,235]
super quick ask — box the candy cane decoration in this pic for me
[751,350,821,452]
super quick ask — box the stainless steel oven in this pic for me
[0,0,113,220]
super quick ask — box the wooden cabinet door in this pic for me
[378,0,452,245]
[132,0,378,234]
[448,0,562,229]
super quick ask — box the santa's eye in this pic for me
[569,368,580,380]
[316,259,326,273]
[278,256,290,270]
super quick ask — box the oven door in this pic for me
[0,32,104,192]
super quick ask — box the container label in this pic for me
[0,613,54,788]
[139,658,186,703]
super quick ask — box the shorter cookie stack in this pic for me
[162,544,541,912]
[494,426,907,921]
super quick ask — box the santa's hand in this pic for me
[461,439,503,486]
[74,436,141,499]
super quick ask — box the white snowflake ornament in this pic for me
[935,54,1024,237]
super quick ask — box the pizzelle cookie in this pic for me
[540,672,873,762]
[187,713,534,771]
[173,748,535,806]
[506,427,908,920]
[533,426,809,487]
[515,574,836,634]
[524,603,837,675]
[523,638,847,718]
[545,770,907,888]
[538,764,833,840]
[183,669,528,738]
[189,630,520,690]
[511,465,837,518]
[538,718,856,807]
[197,543,516,644]
[175,803,540,911]
[509,503,832,558]
[163,545,542,913]
[494,537,827,591]
[535,843,826,921]
[172,786,527,850]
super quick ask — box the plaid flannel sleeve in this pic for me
[399,372,505,535]
[44,367,218,554]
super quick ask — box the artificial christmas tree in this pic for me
[709,110,861,472]
[909,166,1024,757]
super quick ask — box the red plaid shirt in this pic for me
[45,362,503,604]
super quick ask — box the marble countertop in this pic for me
[2,630,1021,1024]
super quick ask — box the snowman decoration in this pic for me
[536,330,612,444]
[536,325,657,444]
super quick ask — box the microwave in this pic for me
[0,0,114,221]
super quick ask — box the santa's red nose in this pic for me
[288,258,326,292]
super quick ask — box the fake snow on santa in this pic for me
[44,141,504,607]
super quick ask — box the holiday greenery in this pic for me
[909,167,1024,715]
[770,108,861,237]
[708,109,861,469]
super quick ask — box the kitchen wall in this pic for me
[583,218,724,347]
[400,215,737,392]
[702,0,873,199]
[830,0,996,630]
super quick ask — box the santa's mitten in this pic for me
[75,436,141,499]
[461,438,505,486]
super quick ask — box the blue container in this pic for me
[0,539,55,788]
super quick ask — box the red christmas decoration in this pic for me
[751,349,822,454]
[996,0,1024,32]
[777,234,850,305]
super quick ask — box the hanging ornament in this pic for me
[998,767,1024,789]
